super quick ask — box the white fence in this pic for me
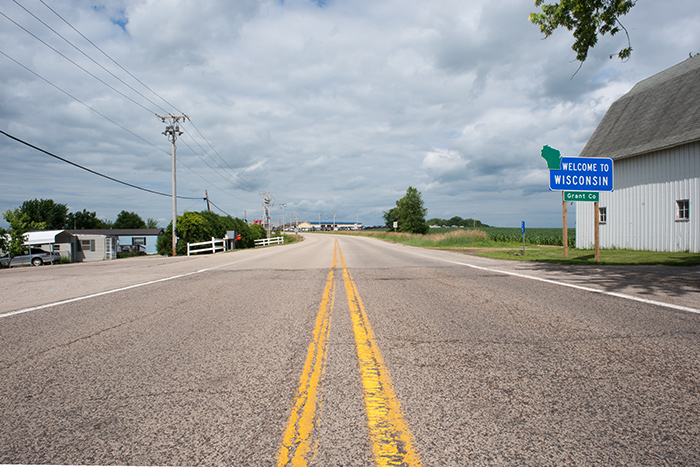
[254,236,284,247]
[187,237,226,256]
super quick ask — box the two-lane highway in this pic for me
[1,233,699,465]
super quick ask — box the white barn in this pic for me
[576,57,700,253]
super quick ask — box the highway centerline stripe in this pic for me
[337,242,423,467]
[277,241,338,466]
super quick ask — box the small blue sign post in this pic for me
[521,221,525,256]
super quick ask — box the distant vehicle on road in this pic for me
[0,248,62,267]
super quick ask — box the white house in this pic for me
[576,56,700,253]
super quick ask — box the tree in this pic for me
[113,210,147,229]
[449,216,464,226]
[529,0,635,63]
[66,209,107,229]
[175,211,210,245]
[390,186,429,235]
[156,211,257,255]
[383,207,401,230]
[19,198,68,230]
[146,218,160,229]
[2,209,46,267]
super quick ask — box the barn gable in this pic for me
[580,56,700,160]
[576,57,700,253]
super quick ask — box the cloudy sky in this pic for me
[1,0,699,229]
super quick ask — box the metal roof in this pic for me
[25,230,68,245]
[66,229,164,236]
[579,56,700,160]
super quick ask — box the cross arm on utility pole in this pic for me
[156,114,189,257]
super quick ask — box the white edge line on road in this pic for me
[0,250,282,320]
[406,250,700,315]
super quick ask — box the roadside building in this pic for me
[19,229,164,262]
[23,230,77,261]
[576,56,700,252]
[66,229,163,259]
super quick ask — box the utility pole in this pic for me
[259,192,274,238]
[157,113,188,257]
[205,190,211,212]
[279,203,287,232]
[333,210,336,230]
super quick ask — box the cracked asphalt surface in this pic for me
[1,234,699,465]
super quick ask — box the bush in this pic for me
[156,211,258,255]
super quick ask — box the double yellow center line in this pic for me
[278,240,422,466]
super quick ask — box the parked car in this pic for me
[118,244,146,254]
[0,247,62,267]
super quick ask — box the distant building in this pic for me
[576,57,700,252]
[294,221,362,231]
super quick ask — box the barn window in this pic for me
[599,207,607,224]
[677,200,690,221]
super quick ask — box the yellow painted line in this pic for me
[337,243,423,467]
[277,241,338,466]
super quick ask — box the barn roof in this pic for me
[579,56,700,160]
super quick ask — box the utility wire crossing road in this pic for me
[1,233,699,465]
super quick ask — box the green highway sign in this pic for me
[564,191,599,202]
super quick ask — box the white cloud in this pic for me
[2,0,700,228]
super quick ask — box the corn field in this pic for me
[428,227,575,247]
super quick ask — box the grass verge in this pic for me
[339,230,700,266]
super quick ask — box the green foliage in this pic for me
[385,187,429,234]
[113,210,147,229]
[156,211,258,255]
[480,227,575,247]
[66,209,108,229]
[2,209,46,266]
[529,0,635,62]
[19,198,68,230]
[249,224,267,242]
[397,187,429,234]
[146,218,160,229]
[383,207,400,229]
[175,211,210,244]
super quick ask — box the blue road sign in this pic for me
[521,221,525,234]
[549,157,613,192]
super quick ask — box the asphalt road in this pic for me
[1,233,699,466]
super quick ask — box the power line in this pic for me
[0,49,168,155]
[12,0,169,114]
[208,199,234,218]
[33,0,259,193]
[2,3,259,200]
[0,129,204,200]
[38,0,181,115]
[0,48,245,199]
[0,9,157,115]
[185,122,257,192]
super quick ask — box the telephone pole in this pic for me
[157,113,188,256]
[279,203,287,232]
[260,192,274,238]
